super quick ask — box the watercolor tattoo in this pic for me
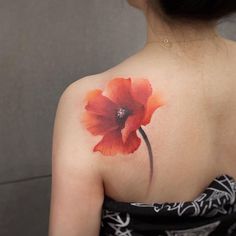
[81,77,165,189]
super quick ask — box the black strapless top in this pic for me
[100,174,236,236]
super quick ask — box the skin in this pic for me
[49,1,236,235]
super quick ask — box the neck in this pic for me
[141,10,224,60]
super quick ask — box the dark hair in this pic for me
[148,0,236,23]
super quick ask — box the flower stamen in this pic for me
[116,107,131,124]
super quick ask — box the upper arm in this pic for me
[49,79,104,236]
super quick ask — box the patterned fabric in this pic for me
[100,174,236,236]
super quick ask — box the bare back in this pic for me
[80,37,236,204]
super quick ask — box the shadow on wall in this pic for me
[0,0,235,235]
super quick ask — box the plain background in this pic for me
[0,1,235,235]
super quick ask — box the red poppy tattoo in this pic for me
[81,77,165,186]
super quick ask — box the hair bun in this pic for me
[150,0,236,21]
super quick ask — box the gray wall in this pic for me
[0,1,235,235]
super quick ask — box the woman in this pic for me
[49,1,236,235]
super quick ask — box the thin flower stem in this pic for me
[138,126,153,192]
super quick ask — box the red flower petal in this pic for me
[81,112,119,136]
[130,78,152,105]
[103,78,138,110]
[82,77,165,157]
[93,128,141,156]
[84,89,118,116]
[121,108,145,143]
[142,91,165,126]
[123,130,141,154]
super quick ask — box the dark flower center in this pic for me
[116,107,132,125]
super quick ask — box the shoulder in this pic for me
[54,72,109,133]
[52,73,110,171]
[55,73,110,128]
[58,73,107,105]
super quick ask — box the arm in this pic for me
[48,81,104,236]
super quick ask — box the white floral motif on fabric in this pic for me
[101,175,236,236]
[165,221,220,236]
[102,209,132,236]
[130,175,236,217]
